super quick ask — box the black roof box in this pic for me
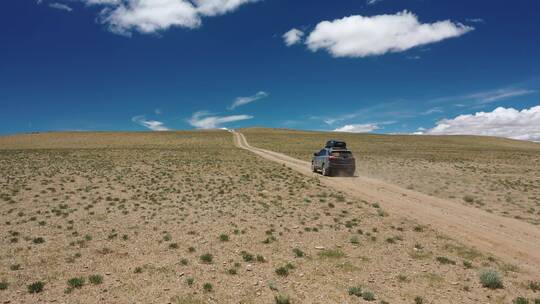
[325,140,347,148]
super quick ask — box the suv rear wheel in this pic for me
[322,165,331,176]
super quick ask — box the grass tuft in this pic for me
[479,269,503,289]
[27,281,45,294]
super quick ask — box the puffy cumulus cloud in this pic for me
[305,11,473,58]
[189,111,253,129]
[77,0,258,35]
[132,115,170,131]
[283,28,304,46]
[228,91,268,110]
[426,106,540,142]
[333,123,380,133]
[100,0,201,35]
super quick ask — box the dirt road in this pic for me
[233,131,540,275]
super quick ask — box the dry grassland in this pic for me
[0,131,538,303]
[242,128,540,226]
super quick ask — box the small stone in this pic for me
[315,246,325,250]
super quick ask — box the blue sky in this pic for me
[1,0,539,140]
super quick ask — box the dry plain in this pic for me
[242,128,540,226]
[0,130,539,304]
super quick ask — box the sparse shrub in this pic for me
[188,246,196,253]
[134,267,143,273]
[275,266,289,277]
[436,256,456,265]
[227,268,237,275]
[28,281,45,294]
[169,242,179,249]
[463,195,475,203]
[256,255,266,262]
[479,269,503,289]
[241,251,254,262]
[10,264,20,271]
[350,235,360,244]
[413,225,425,232]
[67,277,85,289]
[414,296,424,304]
[203,282,213,292]
[180,258,189,265]
[318,249,345,259]
[263,236,277,244]
[275,294,291,304]
[293,248,304,258]
[32,237,45,244]
[362,289,375,301]
[0,280,8,290]
[514,297,529,304]
[348,286,362,297]
[219,234,229,242]
[463,260,473,268]
[348,286,374,300]
[186,277,194,285]
[397,274,409,283]
[530,281,540,292]
[89,274,103,285]
[200,253,213,264]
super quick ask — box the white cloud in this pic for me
[49,2,73,11]
[425,106,540,141]
[467,18,485,23]
[305,11,473,58]
[430,87,535,107]
[82,0,121,4]
[100,0,201,35]
[132,115,170,131]
[333,123,380,133]
[228,91,268,110]
[194,0,259,17]
[154,108,162,115]
[466,88,534,104]
[283,28,304,46]
[77,0,257,35]
[422,107,443,115]
[366,0,383,5]
[189,111,253,129]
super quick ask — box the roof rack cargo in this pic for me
[325,140,347,149]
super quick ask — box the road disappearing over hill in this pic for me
[233,130,540,275]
